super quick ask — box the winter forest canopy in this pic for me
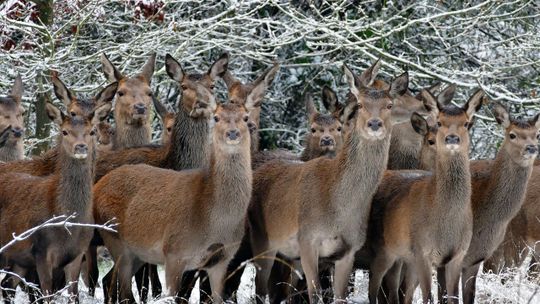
[0,0,539,157]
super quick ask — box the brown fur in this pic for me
[366,89,483,304]
[100,53,156,149]
[0,75,24,162]
[0,103,101,301]
[152,95,175,145]
[248,65,406,303]
[96,121,115,152]
[93,102,253,303]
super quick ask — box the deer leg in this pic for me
[84,246,99,297]
[149,264,162,299]
[35,255,54,303]
[102,267,115,304]
[444,254,464,304]
[268,255,292,304]
[402,262,418,304]
[333,251,354,302]
[135,263,150,302]
[368,250,396,304]
[115,254,139,304]
[207,261,229,304]
[414,256,433,304]
[461,263,480,304]
[64,253,84,303]
[384,260,404,304]
[164,257,187,303]
[250,228,276,302]
[436,266,446,303]
[298,241,320,303]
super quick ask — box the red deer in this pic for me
[448,103,540,304]
[0,93,115,302]
[152,96,175,145]
[92,53,229,302]
[366,89,484,304]
[93,94,254,303]
[100,53,156,149]
[248,65,407,303]
[0,75,24,162]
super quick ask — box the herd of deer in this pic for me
[0,53,539,304]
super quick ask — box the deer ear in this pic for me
[463,89,485,119]
[410,112,429,136]
[359,59,381,87]
[304,93,317,120]
[321,85,340,113]
[95,82,118,105]
[427,82,442,94]
[417,89,438,117]
[222,71,239,90]
[208,53,229,80]
[165,54,185,83]
[343,64,360,101]
[101,53,123,82]
[92,103,112,124]
[437,84,456,106]
[139,52,156,84]
[11,74,23,103]
[340,97,359,125]
[153,96,169,120]
[389,72,409,98]
[491,102,510,128]
[245,63,279,110]
[51,74,74,107]
[45,102,65,125]
[532,113,540,130]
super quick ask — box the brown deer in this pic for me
[91,53,229,302]
[100,53,156,149]
[366,89,483,304]
[93,95,254,303]
[0,74,24,162]
[248,64,407,303]
[0,95,113,302]
[152,96,175,144]
[452,103,540,304]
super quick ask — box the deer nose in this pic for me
[74,144,88,154]
[134,103,147,114]
[445,134,460,145]
[11,127,23,138]
[226,129,241,141]
[367,119,383,131]
[526,145,538,155]
[320,136,335,147]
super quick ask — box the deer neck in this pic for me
[207,142,252,225]
[113,121,152,149]
[434,151,471,210]
[166,106,210,171]
[56,145,95,220]
[481,148,533,220]
[333,125,392,218]
[0,140,23,162]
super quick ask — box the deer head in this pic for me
[100,53,156,125]
[492,102,540,167]
[0,75,24,142]
[152,96,176,144]
[165,53,228,119]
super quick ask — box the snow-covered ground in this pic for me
[5,262,540,303]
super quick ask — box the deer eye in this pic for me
[243,115,249,122]
[311,128,316,133]
[464,122,469,128]
[428,139,435,145]
[337,127,342,132]
[210,85,215,90]
[70,111,77,117]
[167,127,172,132]
[62,130,68,136]
[147,92,152,97]
[386,104,393,110]
[213,115,220,123]
[437,121,442,127]
[509,133,516,139]
[117,91,125,97]
[90,130,96,136]
[181,85,188,90]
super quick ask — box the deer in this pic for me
[152,96,176,144]
[0,93,114,302]
[90,53,230,302]
[100,52,156,149]
[248,64,407,303]
[0,74,24,162]
[93,91,254,303]
[366,88,484,304]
